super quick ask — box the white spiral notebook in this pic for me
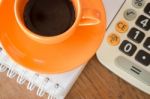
[0,0,123,99]
[0,44,85,99]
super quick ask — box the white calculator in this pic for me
[98,0,150,94]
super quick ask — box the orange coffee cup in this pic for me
[0,0,106,73]
[15,0,102,44]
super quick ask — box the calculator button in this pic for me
[107,33,120,46]
[136,15,150,31]
[135,50,150,66]
[127,28,145,43]
[144,3,150,16]
[144,37,150,51]
[116,20,129,33]
[119,40,137,56]
[132,0,145,9]
[124,9,137,21]
[116,56,150,84]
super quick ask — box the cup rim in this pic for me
[14,0,82,44]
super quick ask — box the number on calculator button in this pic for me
[119,40,137,56]
[144,37,150,51]
[127,28,145,43]
[135,50,150,66]
[136,15,150,31]
[144,3,150,16]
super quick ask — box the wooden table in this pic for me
[0,56,149,99]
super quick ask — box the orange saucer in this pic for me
[0,0,106,73]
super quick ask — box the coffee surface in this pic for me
[24,0,75,36]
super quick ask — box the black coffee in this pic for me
[24,0,75,36]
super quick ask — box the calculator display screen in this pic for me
[102,0,126,28]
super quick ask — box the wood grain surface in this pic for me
[0,56,149,99]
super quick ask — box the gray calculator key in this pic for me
[124,9,137,21]
[116,56,150,84]
[132,0,145,9]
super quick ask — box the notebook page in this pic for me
[0,43,85,98]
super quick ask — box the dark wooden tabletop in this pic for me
[0,56,149,99]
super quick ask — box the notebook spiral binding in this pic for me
[0,47,65,99]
